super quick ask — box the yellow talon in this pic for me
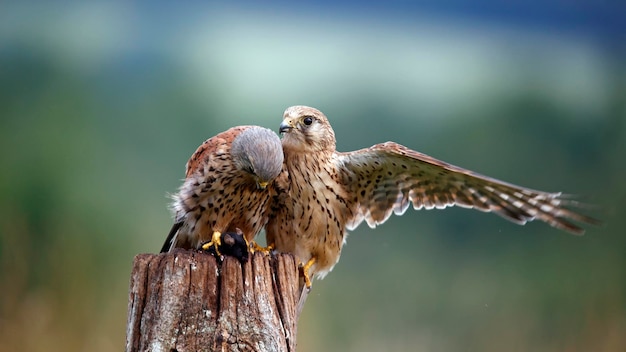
[250,241,274,254]
[301,257,316,288]
[201,231,223,256]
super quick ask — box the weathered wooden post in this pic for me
[126,251,302,352]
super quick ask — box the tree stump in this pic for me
[125,251,301,352]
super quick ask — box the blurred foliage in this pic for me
[1,4,625,352]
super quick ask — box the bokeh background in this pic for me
[1,1,624,351]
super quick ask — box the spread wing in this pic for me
[339,142,599,234]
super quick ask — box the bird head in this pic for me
[231,126,284,189]
[279,106,336,152]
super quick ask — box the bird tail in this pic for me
[160,221,182,253]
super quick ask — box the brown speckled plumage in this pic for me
[266,106,598,283]
[161,126,283,253]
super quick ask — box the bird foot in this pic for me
[200,230,249,263]
[201,231,223,256]
[249,241,274,255]
[300,257,316,288]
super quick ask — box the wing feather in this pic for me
[339,142,599,234]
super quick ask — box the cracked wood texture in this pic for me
[126,251,300,352]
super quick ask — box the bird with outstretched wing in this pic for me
[266,106,599,288]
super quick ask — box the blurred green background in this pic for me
[1,2,624,351]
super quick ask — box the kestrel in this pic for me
[266,106,598,287]
[161,125,284,254]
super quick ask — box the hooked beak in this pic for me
[257,181,269,190]
[279,119,294,134]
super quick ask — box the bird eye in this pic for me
[303,116,313,126]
